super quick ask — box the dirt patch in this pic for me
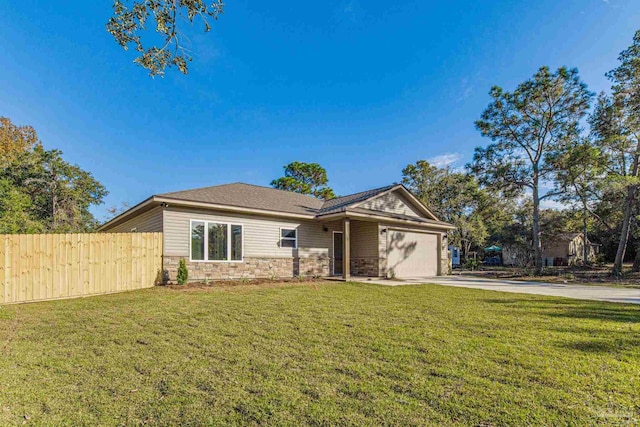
[455,265,640,288]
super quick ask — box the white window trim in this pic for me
[189,219,244,263]
[279,227,298,249]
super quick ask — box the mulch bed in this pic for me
[163,277,329,291]
[456,266,640,287]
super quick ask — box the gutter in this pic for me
[316,210,455,230]
[98,195,319,231]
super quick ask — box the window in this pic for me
[191,221,205,261]
[280,228,297,248]
[190,220,243,262]
[231,225,242,261]
[208,223,228,261]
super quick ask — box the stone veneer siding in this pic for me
[441,234,451,275]
[163,256,330,283]
[350,258,380,277]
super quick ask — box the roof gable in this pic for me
[356,190,423,218]
[318,185,395,215]
[350,186,439,221]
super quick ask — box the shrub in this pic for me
[177,259,188,285]
[465,258,479,271]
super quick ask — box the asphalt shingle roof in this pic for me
[159,183,324,216]
[155,181,445,226]
[158,183,401,217]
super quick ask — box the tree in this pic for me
[107,0,224,76]
[590,94,639,273]
[23,147,108,232]
[469,66,592,274]
[0,117,40,169]
[106,202,131,218]
[0,178,42,234]
[594,31,640,275]
[402,160,497,260]
[0,117,108,233]
[550,138,606,265]
[271,162,336,200]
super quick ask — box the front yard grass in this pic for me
[1,281,639,426]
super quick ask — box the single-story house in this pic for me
[99,183,454,282]
[542,232,600,266]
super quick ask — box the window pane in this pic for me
[231,225,242,261]
[281,229,296,238]
[191,222,205,260]
[281,239,296,248]
[208,223,228,260]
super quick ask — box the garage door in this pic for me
[387,230,438,277]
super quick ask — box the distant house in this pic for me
[99,183,454,282]
[502,243,532,267]
[542,233,600,266]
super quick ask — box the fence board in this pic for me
[0,233,163,304]
[0,236,5,303]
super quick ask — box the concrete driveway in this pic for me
[357,275,640,305]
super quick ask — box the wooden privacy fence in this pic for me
[0,232,163,304]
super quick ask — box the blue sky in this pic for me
[1,0,639,219]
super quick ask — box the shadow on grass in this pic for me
[483,297,640,354]
[483,297,640,324]
[558,339,632,354]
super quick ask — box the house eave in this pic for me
[98,195,320,232]
[315,210,455,230]
[97,196,159,231]
[155,196,319,219]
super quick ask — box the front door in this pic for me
[333,232,343,276]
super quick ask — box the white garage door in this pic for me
[387,230,438,277]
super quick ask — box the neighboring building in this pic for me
[542,233,600,266]
[99,183,454,282]
[449,246,461,267]
[502,244,532,267]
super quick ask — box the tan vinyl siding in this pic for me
[359,191,423,218]
[105,207,163,233]
[324,220,344,258]
[163,207,331,258]
[321,220,378,254]
[350,220,378,258]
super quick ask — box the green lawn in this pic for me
[1,282,639,426]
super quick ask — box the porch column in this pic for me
[343,217,350,280]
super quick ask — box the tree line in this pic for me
[4,29,639,276]
[273,30,640,276]
[0,118,107,233]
